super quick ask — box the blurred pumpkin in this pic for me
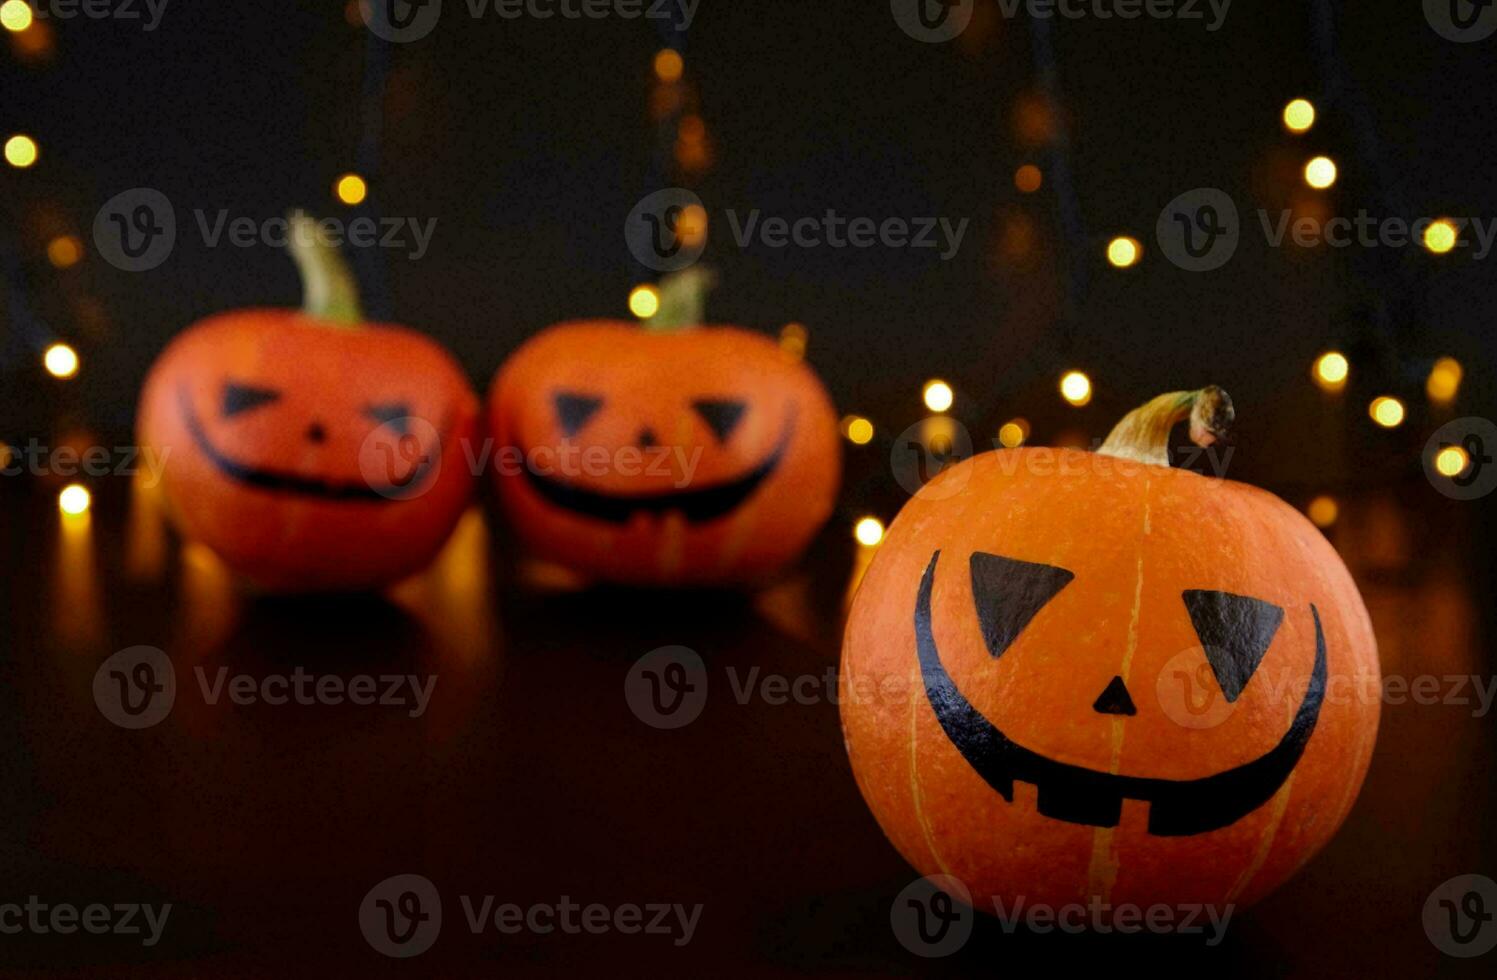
[487,271,839,587]
[841,387,1380,914]
[137,213,478,591]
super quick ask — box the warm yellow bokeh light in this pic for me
[1282,98,1315,134]
[998,419,1029,448]
[1060,370,1092,407]
[1426,356,1462,403]
[922,380,954,413]
[58,484,91,516]
[1313,351,1349,389]
[4,134,38,168]
[627,284,660,319]
[1369,395,1405,428]
[1014,164,1042,193]
[1106,236,1140,268]
[334,173,368,206]
[854,517,885,548]
[842,415,874,445]
[1422,219,1458,255]
[1306,495,1339,528]
[653,49,683,83]
[47,234,82,268]
[1435,445,1470,478]
[1304,156,1337,190]
[44,342,79,379]
[1,0,33,32]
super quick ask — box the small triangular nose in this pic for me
[1093,676,1137,716]
[637,427,658,449]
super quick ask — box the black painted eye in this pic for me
[968,551,1074,659]
[365,402,412,436]
[221,382,280,418]
[691,399,746,442]
[1182,590,1284,702]
[554,392,603,437]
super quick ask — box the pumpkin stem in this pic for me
[288,210,364,326]
[1097,386,1234,467]
[644,266,716,332]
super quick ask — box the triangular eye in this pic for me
[1182,590,1284,703]
[554,392,603,437]
[222,382,280,418]
[365,402,411,435]
[969,552,1074,658]
[691,399,746,442]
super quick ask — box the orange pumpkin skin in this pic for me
[840,446,1379,914]
[488,321,840,587]
[137,310,479,591]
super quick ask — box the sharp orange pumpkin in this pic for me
[487,272,840,587]
[137,214,478,592]
[841,387,1380,916]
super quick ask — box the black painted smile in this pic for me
[179,385,439,502]
[915,550,1327,836]
[522,418,794,525]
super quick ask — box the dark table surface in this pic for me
[1,474,1494,978]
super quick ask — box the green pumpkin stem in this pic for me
[1097,386,1234,467]
[288,210,364,326]
[643,266,716,332]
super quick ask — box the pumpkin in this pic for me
[840,388,1380,915]
[486,271,840,587]
[136,214,478,592]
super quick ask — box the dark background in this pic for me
[2,1,1496,976]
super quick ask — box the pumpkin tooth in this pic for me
[1037,781,1123,829]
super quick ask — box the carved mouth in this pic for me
[915,550,1327,836]
[179,385,440,503]
[520,417,794,525]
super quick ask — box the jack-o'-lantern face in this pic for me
[139,311,478,592]
[841,388,1381,912]
[489,321,840,587]
[915,549,1325,835]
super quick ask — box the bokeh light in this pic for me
[4,133,38,168]
[47,234,82,268]
[922,380,954,413]
[1304,156,1337,189]
[998,419,1029,448]
[1106,236,1140,268]
[1422,219,1458,255]
[653,49,683,83]
[44,342,79,379]
[58,484,91,516]
[1435,445,1470,479]
[842,415,874,445]
[1312,351,1349,390]
[335,173,368,206]
[854,517,885,547]
[627,284,660,319]
[1,0,33,32]
[1369,396,1405,428]
[1307,495,1339,528]
[1060,371,1092,407]
[1014,164,1042,193]
[1282,98,1315,133]
[1426,357,1462,404]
